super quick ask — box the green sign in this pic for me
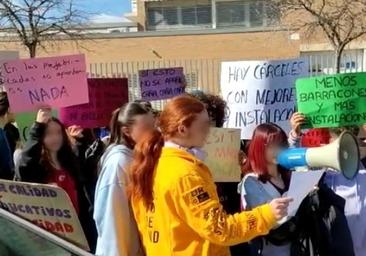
[296,72,366,128]
[16,111,58,143]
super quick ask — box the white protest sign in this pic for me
[203,128,241,182]
[221,58,309,139]
[0,180,89,251]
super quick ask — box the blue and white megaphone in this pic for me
[277,131,360,179]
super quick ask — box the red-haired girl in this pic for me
[239,123,291,256]
[129,96,292,256]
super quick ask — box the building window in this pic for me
[216,1,278,28]
[147,5,212,30]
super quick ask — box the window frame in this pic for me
[146,4,212,31]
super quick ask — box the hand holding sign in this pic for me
[36,107,52,124]
[270,197,293,221]
[67,125,83,139]
[290,112,305,136]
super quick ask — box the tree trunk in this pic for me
[27,43,37,58]
[334,45,346,74]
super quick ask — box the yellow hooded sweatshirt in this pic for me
[131,147,276,256]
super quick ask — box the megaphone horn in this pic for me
[277,131,360,179]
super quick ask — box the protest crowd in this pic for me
[0,54,366,256]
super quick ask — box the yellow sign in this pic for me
[203,128,241,182]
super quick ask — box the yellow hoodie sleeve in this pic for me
[172,173,277,246]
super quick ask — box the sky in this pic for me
[77,0,132,23]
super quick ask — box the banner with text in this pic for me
[221,59,309,139]
[0,180,89,250]
[2,54,89,112]
[296,72,366,128]
[139,67,185,101]
[16,111,58,143]
[203,128,241,182]
[60,78,129,128]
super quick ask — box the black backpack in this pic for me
[83,138,106,205]
[250,180,355,256]
[290,182,355,256]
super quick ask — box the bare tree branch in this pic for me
[0,0,88,57]
[273,0,366,73]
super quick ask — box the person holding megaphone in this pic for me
[289,113,366,256]
[239,121,355,256]
[239,123,293,256]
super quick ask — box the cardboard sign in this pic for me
[2,54,89,112]
[203,128,241,182]
[221,58,309,139]
[0,208,92,255]
[0,180,89,250]
[296,72,366,128]
[59,78,128,128]
[15,111,58,143]
[139,67,185,101]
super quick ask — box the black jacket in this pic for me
[18,122,96,251]
[0,128,14,180]
[18,122,82,183]
[291,181,355,256]
[248,180,355,256]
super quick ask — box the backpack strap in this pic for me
[361,157,366,169]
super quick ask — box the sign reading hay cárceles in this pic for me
[221,58,309,139]
[203,128,241,182]
[0,180,89,250]
[296,72,366,128]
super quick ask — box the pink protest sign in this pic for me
[139,67,186,101]
[2,54,88,112]
[60,78,129,128]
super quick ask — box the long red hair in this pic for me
[129,95,205,207]
[243,123,290,183]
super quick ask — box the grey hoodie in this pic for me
[93,144,144,256]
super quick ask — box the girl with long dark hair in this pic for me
[18,107,82,212]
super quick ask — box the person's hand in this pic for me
[67,125,84,139]
[290,112,305,137]
[36,107,52,123]
[269,197,293,220]
[238,150,247,167]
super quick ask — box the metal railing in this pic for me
[88,50,364,108]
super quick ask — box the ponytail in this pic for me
[109,103,150,148]
[109,108,121,146]
[129,129,164,208]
